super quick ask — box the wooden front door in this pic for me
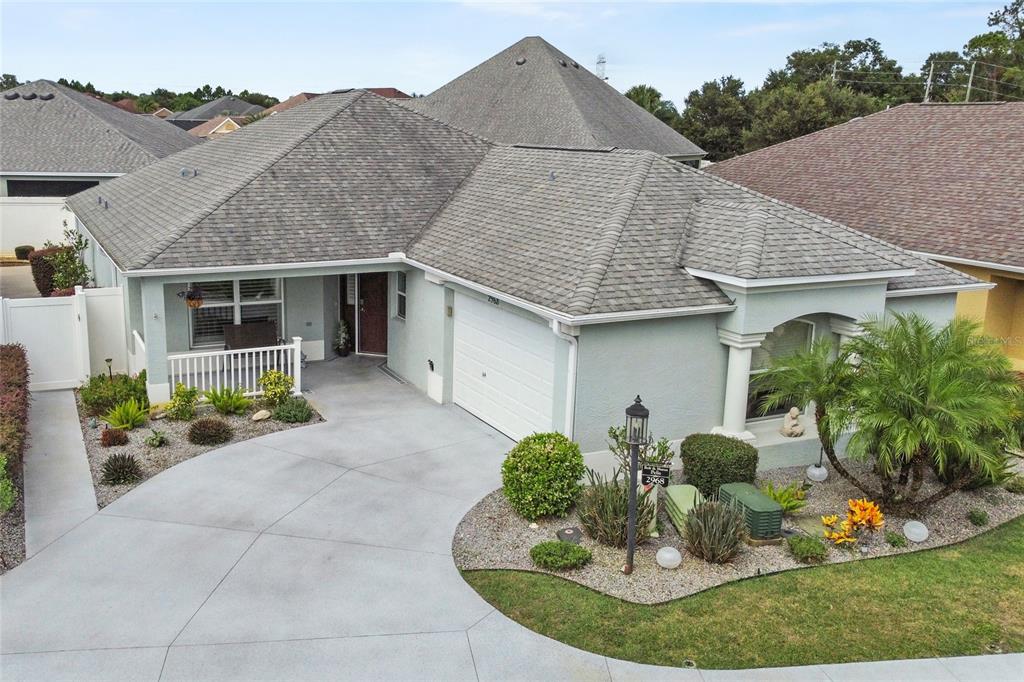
[357,273,388,354]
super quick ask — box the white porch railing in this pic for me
[167,337,302,397]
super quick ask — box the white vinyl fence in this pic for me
[167,337,303,397]
[0,197,69,256]
[0,286,128,391]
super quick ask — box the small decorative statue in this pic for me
[780,406,805,437]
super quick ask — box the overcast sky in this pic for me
[0,1,1001,105]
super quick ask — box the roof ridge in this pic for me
[567,151,655,315]
[736,208,769,278]
[135,92,369,268]
[384,89,498,147]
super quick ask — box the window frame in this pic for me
[395,271,408,321]
[746,318,816,422]
[187,278,285,349]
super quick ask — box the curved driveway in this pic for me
[1,359,1017,681]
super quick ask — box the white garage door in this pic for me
[453,292,555,441]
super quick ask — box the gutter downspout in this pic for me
[551,320,578,440]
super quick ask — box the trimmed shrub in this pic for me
[501,433,585,521]
[165,383,200,421]
[14,245,34,260]
[788,535,828,564]
[204,387,251,416]
[144,430,168,448]
[577,468,653,547]
[273,396,313,423]
[0,454,16,514]
[103,398,147,430]
[1005,476,1024,495]
[28,246,64,297]
[257,370,294,407]
[101,428,129,447]
[968,508,989,527]
[187,418,233,445]
[885,530,908,548]
[79,371,148,417]
[760,481,808,516]
[680,434,758,498]
[530,541,592,570]
[101,453,142,485]
[0,345,30,486]
[682,500,747,564]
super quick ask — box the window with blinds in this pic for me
[747,320,814,420]
[189,279,284,348]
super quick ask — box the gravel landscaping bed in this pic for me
[454,460,1024,604]
[0,465,25,574]
[77,394,323,508]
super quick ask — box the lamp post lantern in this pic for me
[622,395,649,575]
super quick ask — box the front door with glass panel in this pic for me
[188,278,283,348]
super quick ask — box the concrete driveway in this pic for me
[2,357,1019,681]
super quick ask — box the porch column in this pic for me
[140,278,170,403]
[830,318,864,347]
[712,329,766,443]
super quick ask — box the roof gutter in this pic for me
[685,267,916,290]
[885,282,995,298]
[912,252,1024,276]
[1,171,124,178]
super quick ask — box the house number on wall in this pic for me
[487,296,500,306]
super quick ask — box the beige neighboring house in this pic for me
[151,107,174,119]
[188,115,249,139]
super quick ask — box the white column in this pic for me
[712,329,766,443]
[141,278,170,403]
[830,318,863,348]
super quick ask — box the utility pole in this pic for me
[923,62,935,103]
[965,62,976,103]
[596,53,607,81]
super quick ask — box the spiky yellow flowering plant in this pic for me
[822,499,885,546]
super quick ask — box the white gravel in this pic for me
[453,462,1024,604]
[77,394,322,508]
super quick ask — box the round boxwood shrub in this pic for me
[187,417,234,445]
[680,433,758,498]
[530,541,592,571]
[14,245,34,261]
[501,433,585,521]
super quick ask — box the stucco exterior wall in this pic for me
[387,269,447,395]
[884,293,957,326]
[284,276,326,361]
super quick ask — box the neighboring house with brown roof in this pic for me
[166,95,265,130]
[709,101,1024,369]
[187,115,248,138]
[68,89,979,460]
[263,92,319,116]
[112,98,138,113]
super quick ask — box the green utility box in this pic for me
[664,484,704,535]
[718,482,783,541]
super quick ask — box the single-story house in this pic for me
[166,96,265,131]
[187,115,248,139]
[709,102,1024,370]
[0,79,200,256]
[407,37,706,165]
[68,90,982,466]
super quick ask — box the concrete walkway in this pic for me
[1,358,1020,680]
[21,391,96,556]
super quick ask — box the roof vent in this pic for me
[559,59,567,67]
[571,61,579,68]
[3,92,19,100]
[39,93,54,101]
[22,92,37,100]
[515,57,526,66]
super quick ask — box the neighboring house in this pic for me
[151,107,174,119]
[67,90,981,465]
[709,102,1024,370]
[366,87,411,99]
[407,37,705,164]
[166,96,265,130]
[262,92,319,116]
[0,79,200,257]
[188,115,248,138]
[111,98,137,113]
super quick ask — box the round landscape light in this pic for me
[903,520,929,543]
[656,546,682,569]
[806,464,829,482]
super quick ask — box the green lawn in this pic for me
[464,516,1024,670]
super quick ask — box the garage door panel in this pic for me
[453,293,555,441]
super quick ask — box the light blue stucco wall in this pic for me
[884,293,958,326]
[719,281,888,335]
[387,269,447,395]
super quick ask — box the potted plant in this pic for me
[335,319,351,357]
[177,285,204,309]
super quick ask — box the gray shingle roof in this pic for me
[406,37,705,159]
[0,79,201,174]
[70,90,976,317]
[167,96,265,122]
[68,90,492,270]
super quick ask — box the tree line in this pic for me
[626,1,1024,161]
[0,74,279,113]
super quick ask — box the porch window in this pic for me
[189,278,283,348]
[395,272,407,320]
[746,319,814,420]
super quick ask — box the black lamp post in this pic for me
[622,395,649,575]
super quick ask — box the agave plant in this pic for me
[577,468,653,548]
[683,500,747,564]
[203,387,251,416]
[101,453,142,485]
[103,398,147,430]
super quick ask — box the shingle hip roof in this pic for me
[0,79,201,174]
[167,96,265,122]
[406,37,705,159]
[69,90,978,318]
[708,102,1024,270]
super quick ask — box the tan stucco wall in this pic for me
[945,261,1024,371]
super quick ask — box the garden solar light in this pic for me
[622,395,649,575]
[105,358,113,380]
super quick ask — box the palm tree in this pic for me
[845,314,1020,510]
[624,85,678,124]
[750,338,873,495]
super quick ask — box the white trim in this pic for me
[913,251,1024,276]
[885,282,995,298]
[122,255,403,277]
[1,171,124,178]
[205,118,241,136]
[550,320,578,439]
[685,267,916,290]
[717,329,767,349]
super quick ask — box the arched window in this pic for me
[746,319,814,420]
